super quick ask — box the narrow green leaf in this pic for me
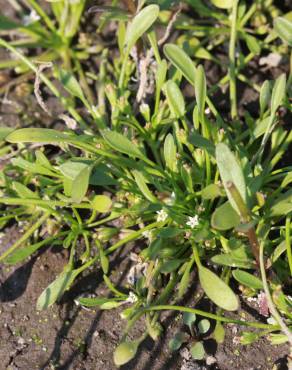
[125,5,159,51]
[274,17,292,46]
[269,189,292,217]
[156,59,168,93]
[232,269,263,290]
[133,170,157,203]
[211,254,253,268]
[164,80,185,118]
[12,182,39,199]
[6,128,71,144]
[194,65,206,117]
[271,73,286,113]
[77,297,123,307]
[259,80,271,117]
[211,201,240,230]
[216,143,246,214]
[164,44,196,85]
[102,130,145,159]
[59,69,85,100]
[37,270,78,310]
[245,34,261,55]
[164,133,177,172]
[199,266,239,311]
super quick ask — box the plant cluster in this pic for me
[0,0,291,367]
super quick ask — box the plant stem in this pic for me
[142,305,279,329]
[259,242,292,345]
[229,0,238,119]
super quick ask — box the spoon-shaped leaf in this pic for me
[164,80,185,118]
[215,143,246,215]
[190,341,205,360]
[211,201,240,230]
[164,133,177,172]
[232,269,263,290]
[198,266,239,311]
[164,44,196,85]
[125,5,159,51]
[114,341,139,366]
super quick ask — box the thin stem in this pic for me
[259,242,292,345]
[142,305,279,330]
[229,0,238,119]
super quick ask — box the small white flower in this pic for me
[126,292,138,304]
[23,10,40,25]
[156,209,168,222]
[186,215,199,229]
[267,317,277,325]
[142,230,152,240]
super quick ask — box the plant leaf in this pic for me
[232,269,263,290]
[198,319,210,334]
[102,130,145,159]
[211,201,240,230]
[91,195,112,212]
[194,65,206,117]
[164,44,196,85]
[0,127,14,141]
[59,69,85,100]
[133,170,157,203]
[274,17,292,46]
[164,133,177,172]
[210,0,233,9]
[259,80,271,116]
[125,5,159,51]
[215,143,247,214]
[271,73,286,114]
[190,341,205,360]
[198,266,239,311]
[37,270,78,310]
[6,128,71,144]
[164,80,185,118]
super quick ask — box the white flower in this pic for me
[186,215,199,229]
[142,230,152,240]
[156,209,168,222]
[23,10,40,25]
[126,292,138,304]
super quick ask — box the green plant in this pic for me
[0,1,291,367]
